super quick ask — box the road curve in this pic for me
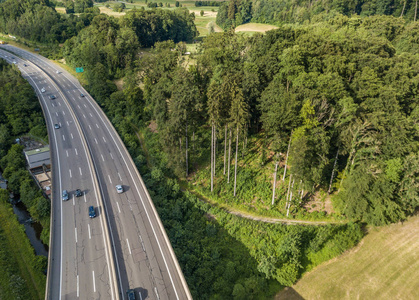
[1,45,192,300]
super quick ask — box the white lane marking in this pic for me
[59,122,62,127]
[69,169,72,178]
[77,275,79,297]
[77,105,80,109]
[126,239,132,255]
[75,148,78,155]
[139,292,143,300]
[84,193,87,203]
[58,102,61,106]
[101,154,104,162]
[73,195,75,206]
[88,124,92,130]
[62,135,65,141]
[89,113,93,117]
[84,104,87,108]
[66,150,69,157]
[75,227,77,243]
[62,111,65,116]
[67,121,69,126]
[108,175,112,184]
[154,287,160,300]
[103,136,106,143]
[110,152,113,160]
[95,138,98,144]
[71,133,74,139]
[92,271,96,293]
[83,114,86,118]
[116,202,121,213]
[88,224,91,239]
[55,112,58,116]
[96,123,99,128]
[72,97,75,100]
[79,167,82,176]
[118,173,121,181]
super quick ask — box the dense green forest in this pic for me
[217,0,419,29]
[0,61,47,299]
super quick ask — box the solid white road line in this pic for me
[116,202,121,213]
[127,239,132,255]
[77,275,79,298]
[88,224,91,239]
[73,195,75,206]
[92,271,96,293]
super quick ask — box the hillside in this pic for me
[276,214,419,299]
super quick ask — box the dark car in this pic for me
[75,189,82,197]
[89,206,96,218]
[80,93,85,97]
[49,95,56,100]
[127,289,136,300]
[54,124,60,129]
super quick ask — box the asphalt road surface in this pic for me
[0,45,191,300]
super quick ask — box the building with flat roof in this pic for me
[24,146,50,169]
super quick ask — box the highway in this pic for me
[0,45,191,300]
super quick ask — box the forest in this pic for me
[0,0,418,298]
[216,0,419,29]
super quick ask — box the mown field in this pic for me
[276,214,419,300]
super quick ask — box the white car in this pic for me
[116,185,123,194]
[55,70,60,74]
[41,88,46,93]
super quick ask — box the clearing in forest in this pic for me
[235,23,279,33]
[276,215,419,300]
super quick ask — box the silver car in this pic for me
[116,185,123,194]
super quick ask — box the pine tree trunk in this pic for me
[415,0,418,21]
[186,123,188,178]
[227,128,232,183]
[272,161,279,205]
[286,178,295,217]
[179,137,182,152]
[282,133,292,181]
[224,125,227,175]
[328,147,339,194]
[285,174,292,209]
[213,125,216,179]
[401,0,407,17]
[193,131,195,151]
[234,125,239,197]
[211,124,214,192]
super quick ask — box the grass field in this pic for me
[235,23,279,33]
[276,215,419,299]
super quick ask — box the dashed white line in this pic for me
[83,114,86,118]
[118,173,122,181]
[69,169,72,178]
[126,239,132,255]
[75,148,78,155]
[103,136,106,143]
[79,167,82,176]
[77,105,80,109]
[63,111,65,116]
[116,202,121,213]
[73,195,75,206]
[55,112,58,116]
[95,138,98,144]
[108,175,112,184]
[88,224,91,239]
[95,123,99,128]
[110,153,113,160]
[84,104,87,108]
[67,121,69,126]
[58,102,61,106]
[88,125,92,130]
[84,193,87,203]
[66,150,69,157]
[62,135,65,141]
[71,133,74,139]
[101,154,105,162]
[89,113,93,117]
[92,271,96,293]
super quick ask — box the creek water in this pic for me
[12,201,49,257]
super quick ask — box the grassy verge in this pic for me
[0,190,46,300]
[276,214,419,299]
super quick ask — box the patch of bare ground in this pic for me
[303,191,335,214]
[148,120,158,133]
[114,78,124,91]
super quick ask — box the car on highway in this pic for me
[127,289,136,300]
[80,93,85,97]
[62,190,69,201]
[41,88,46,93]
[116,185,123,194]
[54,124,60,129]
[23,63,28,67]
[75,189,82,197]
[88,206,96,218]
[49,95,56,100]
[55,70,60,74]
[12,61,16,64]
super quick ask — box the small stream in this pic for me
[12,201,49,257]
